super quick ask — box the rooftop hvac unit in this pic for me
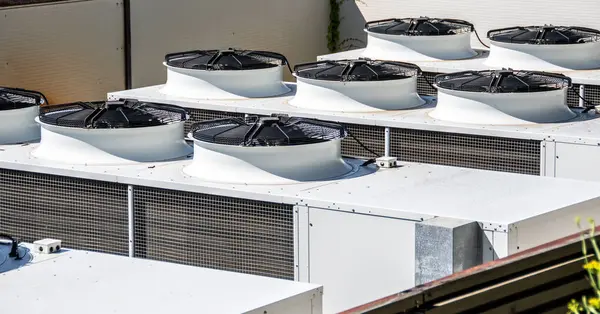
[3,114,600,312]
[0,242,323,314]
[0,87,47,144]
[318,22,600,112]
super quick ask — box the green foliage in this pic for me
[327,0,365,53]
[568,218,600,314]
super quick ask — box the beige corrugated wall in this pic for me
[0,0,125,104]
[129,0,330,88]
[340,0,600,49]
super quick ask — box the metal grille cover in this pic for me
[435,70,572,93]
[39,99,188,128]
[133,186,295,280]
[0,169,128,255]
[488,26,600,44]
[293,59,420,81]
[191,115,346,146]
[165,49,289,70]
[0,87,47,110]
[184,108,245,135]
[390,128,541,175]
[417,72,439,96]
[365,17,474,36]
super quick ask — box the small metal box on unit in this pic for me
[33,238,62,254]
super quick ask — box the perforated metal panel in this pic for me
[567,84,582,107]
[133,186,295,280]
[390,128,541,175]
[0,168,128,255]
[184,108,245,134]
[417,72,439,96]
[341,123,385,159]
[584,84,600,107]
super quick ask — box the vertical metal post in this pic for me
[127,185,134,258]
[384,127,390,157]
[123,0,132,89]
[579,85,585,107]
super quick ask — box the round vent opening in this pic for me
[165,48,288,70]
[161,48,292,99]
[32,99,192,165]
[290,59,426,112]
[0,87,47,111]
[293,58,420,81]
[488,25,600,45]
[435,69,572,93]
[38,99,188,129]
[190,115,346,146]
[185,115,354,184]
[365,17,474,36]
[431,69,576,125]
[0,87,47,144]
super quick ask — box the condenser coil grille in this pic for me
[417,72,439,96]
[390,128,541,175]
[184,108,245,134]
[341,123,385,159]
[0,169,128,255]
[133,186,295,280]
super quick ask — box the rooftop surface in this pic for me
[2,142,600,226]
[0,243,322,314]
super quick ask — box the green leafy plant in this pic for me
[568,218,600,314]
[327,0,365,53]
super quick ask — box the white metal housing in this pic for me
[484,40,600,71]
[185,139,354,184]
[31,119,192,165]
[362,31,477,61]
[0,243,323,314]
[160,63,291,99]
[4,138,600,312]
[290,76,425,112]
[0,106,40,144]
[430,87,576,125]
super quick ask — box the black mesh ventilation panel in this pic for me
[184,108,245,135]
[165,48,289,71]
[0,169,128,255]
[365,17,474,36]
[38,99,188,129]
[341,123,385,159]
[0,87,47,110]
[417,72,440,96]
[488,26,600,44]
[435,69,571,93]
[133,186,295,280]
[390,128,541,175]
[294,59,421,81]
[190,115,346,146]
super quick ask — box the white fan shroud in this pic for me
[362,31,477,61]
[31,118,192,165]
[0,106,40,144]
[430,87,576,125]
[160,63,291,99]
[289,76,425,112]
[484,41,600,71]
[183,139,354,185]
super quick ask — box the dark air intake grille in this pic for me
[184,108,245,135]
[133,186,295,280]
[390,128,540,175]
[341,123,385,159]
[0,169,128,255]
[417,72,439,96]
[567,84,600,108]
